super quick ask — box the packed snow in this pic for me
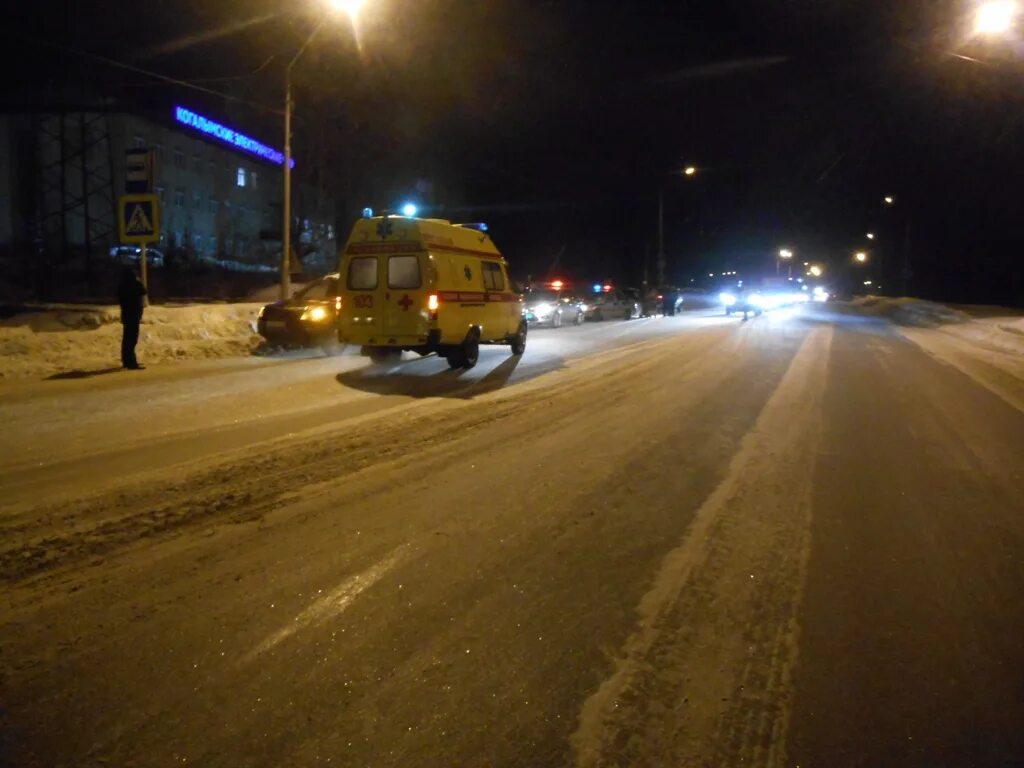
[0,302,265,380]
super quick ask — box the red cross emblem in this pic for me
[398,294,413,311]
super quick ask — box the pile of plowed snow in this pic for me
[0,303,264,380]
[849,296,971,327]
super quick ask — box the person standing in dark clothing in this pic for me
[117,266,147,369]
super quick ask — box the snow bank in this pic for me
[0,303,264,380]
[848,296,971,327]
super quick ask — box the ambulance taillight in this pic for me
[428,293,439,320]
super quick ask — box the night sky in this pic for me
[6,1,1024,303]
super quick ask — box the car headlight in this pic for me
[531,302,552,317]
[719,292,737,307]
[301,306,329,322]
[579,304,588,312]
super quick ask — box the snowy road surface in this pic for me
[1,307,1022,767]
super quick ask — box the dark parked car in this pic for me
[109,245,165,268]
[257,273,344,353]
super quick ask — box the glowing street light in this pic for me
[280,2,369,299]
[684,166,698,176]
[884,195,895,206]
[327,0,366,19]
[974,1,1019,36]
[779,248,793,259]
[809,265,823,277]
[854,251,869,263]
[866,232,876,240]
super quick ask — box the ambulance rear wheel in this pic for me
[461,335,480,369]
[510,322,527,356]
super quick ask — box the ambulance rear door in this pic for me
[382,251,429,340]
[340,249,385,340]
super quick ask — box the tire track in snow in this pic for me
[571,326,832,768]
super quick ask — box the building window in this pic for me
[173,148,185,169]
[193,234,203,251]
[174,231,183,247]
[251,171,258,190]
[236,167,246,187]
[155,186,165,203]
[174,188,185,208]
[193,154,202,173]
[133,134,146,148]
[193,190,203,211]
[208,236,217,254]
[208,197,218,214]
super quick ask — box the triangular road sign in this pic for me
[126,204,154,235]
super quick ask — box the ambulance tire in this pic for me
[368,347,401,363]
[510,322,527,356]
[461,334,480,369]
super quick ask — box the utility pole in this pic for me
[281,75,293,300]
[657,187,665,286]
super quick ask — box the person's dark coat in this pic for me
[117,268,147,368]
[118,267,146,322]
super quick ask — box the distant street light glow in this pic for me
[855,252,868,263]
[809,265,823,277]
[974,1,1018,35]
[779,249,793,259]
[884,195,895,205]
[684,166,697,176]
[328,0,367,19]
[866,232,876,240]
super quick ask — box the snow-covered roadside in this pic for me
[0,303,264,380]
[849,297,1024,411]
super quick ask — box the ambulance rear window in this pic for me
[482,262,505,291]
[388,255,421,289]
[347,257,378,290]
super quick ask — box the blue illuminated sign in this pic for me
[174,106,295,168]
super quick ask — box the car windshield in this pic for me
[526,290,559,303]
[296,276,339,300]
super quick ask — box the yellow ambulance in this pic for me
[336,214,526,369]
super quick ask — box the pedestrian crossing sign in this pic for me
[118,194,160,244]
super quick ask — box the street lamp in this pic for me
[854,251,868,263]
[866,232,875,240]
[884,195,895,206]
[809,264,823,277]
[974,1,1018,36]
[777,248,793,277]
[280,3,363,300]
[657,164,698,286]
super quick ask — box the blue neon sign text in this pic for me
[174,106,295,168]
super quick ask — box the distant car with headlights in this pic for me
[522,289,585,327]
[257,273,344,353]
[585,289,641,321]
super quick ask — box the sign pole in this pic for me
[140,241,149,307]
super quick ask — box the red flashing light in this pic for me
[602,284,613,293]
[549,279,565,291]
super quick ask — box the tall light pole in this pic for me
[777,248,793,277]
[658,165,698,286]
[280,0,364,300]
